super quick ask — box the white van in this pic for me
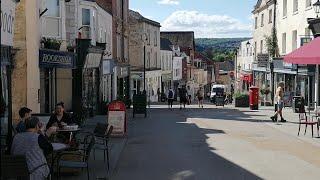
[210,84,226,103]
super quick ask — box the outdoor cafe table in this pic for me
[56,128,81,142]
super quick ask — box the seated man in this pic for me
[15,107,32,133]
[11,117,55,180]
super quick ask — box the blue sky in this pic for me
[130,0,257,38]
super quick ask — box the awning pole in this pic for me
[315,65,319,112]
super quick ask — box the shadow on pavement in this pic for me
[111,108,262,180]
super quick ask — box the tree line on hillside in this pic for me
[195,38,250,62]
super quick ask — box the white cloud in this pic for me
[161,11,252,38]
[157,0,180,5]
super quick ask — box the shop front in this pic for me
[130,71,143,97]
[240,72,253,91]
[101,59,115,104]
[39,49,76,113]
[82,50,103,115]
[116,66,130,105]
[161,73,172,94]
[1,0,17,145]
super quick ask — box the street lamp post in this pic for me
[141,33,148,94]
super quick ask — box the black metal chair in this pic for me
[1,155,30,180]
[93,123,113,170]
[56,133,95,180]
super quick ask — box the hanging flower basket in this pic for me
[41,37,62,50]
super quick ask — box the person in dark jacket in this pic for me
[179,86,188,109]
[46,102,73,129]
[15,107,32,133]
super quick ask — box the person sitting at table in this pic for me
[11,117,55,180]
[46,102,73,129]
[15,107,32,133]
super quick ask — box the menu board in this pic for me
[108,111,126,136]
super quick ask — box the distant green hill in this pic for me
[195,38,251,62]
[195,38,251,52]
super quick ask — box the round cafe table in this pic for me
[56,128,81,142]
[52,143,69,152]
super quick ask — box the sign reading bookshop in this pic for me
[39,49,76,69]
[1,0,16,46]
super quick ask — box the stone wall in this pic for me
[65,0,77,46]
[12,0,28,123]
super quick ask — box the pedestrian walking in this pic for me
[187,86,192,105]
[157,88,161,102]
[197,87,204,108]
[270,82,286,122]
[167,88,175,109]
[179,86,188,109]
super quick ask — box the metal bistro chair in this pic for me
[1,155,30,180]
[93,123,113,170]
[297,105,319,138]
[56,133,95,180]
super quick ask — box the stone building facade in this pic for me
[128,10,161,102]
[97,0,130,100]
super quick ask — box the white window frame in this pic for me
[283,0,287,17]
[293,0,298,14]
[282,33,287,54]
[292,30,297,50]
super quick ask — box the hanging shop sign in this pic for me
[39,49,76,69]
[84,53,102,68]
[256,54,269,67]
[102,59,115,75]
[1,0,16,46]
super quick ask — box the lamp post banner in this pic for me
[1,0,16,46]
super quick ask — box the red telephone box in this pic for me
[249,87,259,110]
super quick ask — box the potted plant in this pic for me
[41,37,62,50]
[67,45,75,52]
[234,92,249,107]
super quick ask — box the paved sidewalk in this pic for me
[61,115,128,180]
[240,105,320,148]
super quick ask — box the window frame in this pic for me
[268,9,273,24]
[283,0,288,17]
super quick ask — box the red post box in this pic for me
[249,87,259,110]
